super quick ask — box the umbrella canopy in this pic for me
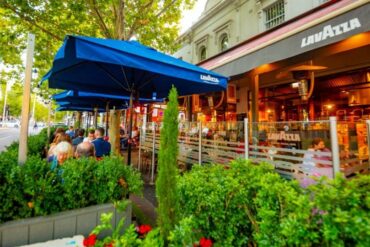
[56,105,108,112]
[56,101,127,110]
[42,35,228,98]
[52,90,163,109]
[43,35,229,165]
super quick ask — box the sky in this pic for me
[180,0,208,34]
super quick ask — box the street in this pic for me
[0,127,41,152]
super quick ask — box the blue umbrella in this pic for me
[56,105,108,112]
[56,102,127,131]
[52,90,163,109]
[53,90,164,130]
[43,35,228,98]
[43,35,229,165]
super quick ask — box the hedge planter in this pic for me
[0,202,132,247]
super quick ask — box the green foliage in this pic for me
[307,175,370,246]
[0,0,195,84]
[91,200,163,247]
[22,156,63,217]
[5,126,49,157]
[0,131,143,223]
[176,159,370,246]
[0,149,23,222]
[84,159,370,246]
[62,156,143,209]
[168,217,198,247]
[156,86,179,242]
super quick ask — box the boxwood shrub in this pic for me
[176,159,370,246]
[0,130,143,224]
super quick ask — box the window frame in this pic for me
[264,0,285,30]
[219,33,229,52]
[199,46,207,61]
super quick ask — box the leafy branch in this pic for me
[0,2,62,41]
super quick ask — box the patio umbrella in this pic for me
[56,105,108,112]
[53,89,164,132]
[53,90,163,109]
[42,35,228,165]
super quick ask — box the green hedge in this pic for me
[175,159,370,246]
[0,155,143,223]
[0,130,143,224]
[81,159,369,246]
[5,127,50,157]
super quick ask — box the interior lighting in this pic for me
[291,82,300,88]
[325,104,334,109]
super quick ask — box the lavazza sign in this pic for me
[301,17,361,48]
[268,131,301,142]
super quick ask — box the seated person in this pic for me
[303,138,332,168]
[120,127,129,149]
[75,142,95,158]
[66,126,75,139]
[300,138,333,187]
[50,141,73,170]
[72,129,85,147]
[48,133,72,161]
[92,127,111,158]
[83,129,96,143]
[130,126,140,146]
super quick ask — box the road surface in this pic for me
[0,127,41,152]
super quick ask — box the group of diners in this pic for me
[47,126,111,167]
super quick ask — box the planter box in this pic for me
[0,202,131,247]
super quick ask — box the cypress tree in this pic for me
[156,86,179,243]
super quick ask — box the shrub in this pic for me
[307,175,370,246]
[176,159,370,246]
[156,86,179,242]
[0,149,23,222]
[4,127,49,157]
[0,154,143,223]
[62,156,143,209]
[84,159,370,246]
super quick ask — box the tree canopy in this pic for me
[0,0,195,87]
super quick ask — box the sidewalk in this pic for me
[122,149,158,226]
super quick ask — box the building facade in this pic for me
[175,0,330,64]
[174,0,369,126]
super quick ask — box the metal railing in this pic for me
[137,117,370,184]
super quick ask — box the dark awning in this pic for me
[200,2,370,77]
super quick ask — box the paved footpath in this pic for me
[123,149,158,225]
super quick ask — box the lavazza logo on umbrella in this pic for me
[200,74,220,84]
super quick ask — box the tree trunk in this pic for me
[74,111,82,129]
[109,109,121,155]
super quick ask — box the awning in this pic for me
[200,1,370,77]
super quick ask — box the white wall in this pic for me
[174,0,323,64]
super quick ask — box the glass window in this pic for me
[199,46,207,61]
[220,34,229,52]
[264,0,285,30]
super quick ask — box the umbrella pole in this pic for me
[105,102,110,136]
[127,92,134,166]
[86,112,90,131]
[94,107,98,129]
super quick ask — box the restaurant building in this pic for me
[175,0,370,125]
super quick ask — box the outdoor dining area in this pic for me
[0,33,369,247]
